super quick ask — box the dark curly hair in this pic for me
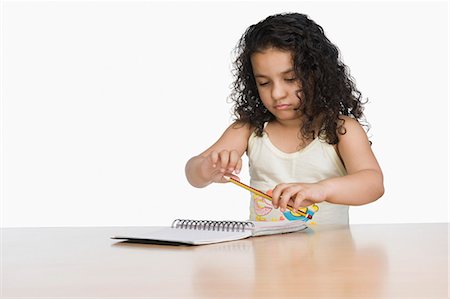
[230,12,368,144]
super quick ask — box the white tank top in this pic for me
[247,129,349,224]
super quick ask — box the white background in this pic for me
[1,1,448,227]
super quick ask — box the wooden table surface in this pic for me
[2,223,448,298]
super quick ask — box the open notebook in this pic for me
[111,219,309,245]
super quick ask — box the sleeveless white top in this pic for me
[247,129,349,224]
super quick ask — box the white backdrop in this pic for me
[1,1,448,227]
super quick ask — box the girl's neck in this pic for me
[269,114,323,140]
[272,117,303,128]
[265,118,313,152]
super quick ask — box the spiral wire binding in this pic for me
[171,219,255,232]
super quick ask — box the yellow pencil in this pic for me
[223,175,307,216]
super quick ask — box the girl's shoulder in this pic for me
[336,115,370,145]
[214,121,255,150]
[338,115,364,131]
[199,121,254,158]
[228,121,256,138]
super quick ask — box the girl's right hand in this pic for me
[204,149,242,183]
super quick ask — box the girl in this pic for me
[185,13,384,224]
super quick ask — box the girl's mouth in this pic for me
[274,104,291,110]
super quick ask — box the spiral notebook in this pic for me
[111,219,309,245]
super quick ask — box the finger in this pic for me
[279,189,295,212]
[271,186,280,208]
[209,151,219,168]
[286,198,295,209]
[227,150,240,172]
[301,199,315,207]
[293,192,306,211]
[224,173,240,182]
[271,184,286,209]
[235,158,242,174]
[218,150,230,172]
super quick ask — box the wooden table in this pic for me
[2,223,448,298]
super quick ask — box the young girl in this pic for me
[185,13,384,224]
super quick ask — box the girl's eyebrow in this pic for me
[254,68,295,78]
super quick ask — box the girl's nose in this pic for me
[271,82,288,100]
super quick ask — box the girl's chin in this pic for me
[273,113,302,121]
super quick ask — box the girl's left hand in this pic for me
[271,182,327,212]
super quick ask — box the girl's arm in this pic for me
[320,116,384,205]
[185,122,252,188]
[272,116,384,210]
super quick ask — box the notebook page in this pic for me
[113,227,253,245]
[251,221,308,237]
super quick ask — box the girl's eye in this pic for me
[285,77,297,82]
[258,82,269,86]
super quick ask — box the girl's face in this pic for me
[251,48,303,123]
